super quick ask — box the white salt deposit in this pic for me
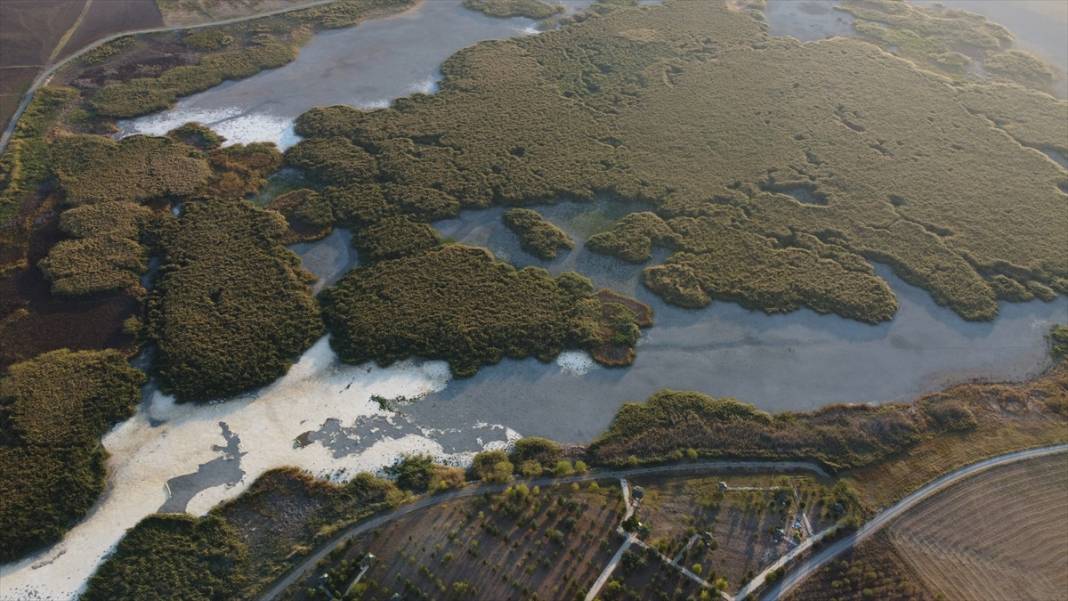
[0,337,518,601]
[555,350,596,376]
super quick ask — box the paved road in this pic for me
[757,444,1068,600]
[257,460,829,601]
[0,0,348,153]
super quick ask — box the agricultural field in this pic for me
[787,453,1068,601]
[887,453,1068,601]
[281,481,624,601]
[0,0,163,133]
[784,531,937,601]
[631,473,847,595]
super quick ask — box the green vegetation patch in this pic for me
[320,244,649,376]
[463,0,563,20]
[589,387,1001,471]
[353,215,441,262]
[0,349,145,563]
[290,0,1066,322]
[983,49,1058,91]
[84,467,402,600]
[83,514,248,601]
[51,134,211,205]
[586,211,677,263]
[148,198,322,401]
[38,201,159,296]
[502,207,574,260]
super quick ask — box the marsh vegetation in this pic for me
[0,350,144,562]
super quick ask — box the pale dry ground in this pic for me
[887,454,1068,601]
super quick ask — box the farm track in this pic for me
[0,0,346,153]
[256,460,831,601]
[887,455,1068,601]
[761,444,1068,601]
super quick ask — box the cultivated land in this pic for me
[630,473,843,595]
[887,453,1068,601]
[282,483,623,601]
[786,453,1068,601]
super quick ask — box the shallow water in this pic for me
[118,0,580,148]
[424,201,1068,442]
[764,0,856,41]
[766,0,1068,98]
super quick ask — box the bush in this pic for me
[148,198,322,401]
[388,453,437,492]
[0,349,144,563]
[320,245,648,377]
[471,450,513,482]
[510,437,563,469]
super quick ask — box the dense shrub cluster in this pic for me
[463,0,563,20]
[0,350,144,563]
[289,0,1066,322]
[502,207,574,260]
[83,514,248,601]
[587,384,1023,471]
[268,188,334,242]
[320,244,649,376]
[0,87,78,220]
[39,201,159,296]
[148,198,322,401]
[91,41,297,118]
[352,215,441,262]
[586,211,677,263]
[84,468,401,600]
[51,134,211,205]
[207,141,284,198]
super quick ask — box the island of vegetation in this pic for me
[835,0,1059,95]
[502,207,574,260]
[147,197,323,402]
[462,0,563,20]
[0,349,144,562]
[288,0,1066,323]
[320,243,650,376]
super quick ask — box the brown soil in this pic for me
[0,0,87,129]
[283,483,625,601]
[58,1,164,64]
[0,193,138,369]
[887,454,1068,601]
[786,531,937,601]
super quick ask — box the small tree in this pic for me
[387,453,436,492]
[554,460,575,477]
[471,449,511,481]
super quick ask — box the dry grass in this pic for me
[887,454,1068,601]
[845,363,1068,508]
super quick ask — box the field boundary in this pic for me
[756,444,1068,600]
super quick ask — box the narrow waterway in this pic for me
[118,0,576,147]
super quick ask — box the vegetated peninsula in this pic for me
[463,0,563,20]
[320,244,650,377]
[502,207,575,260]
[0,349,145,562]
[289,0,1067,323]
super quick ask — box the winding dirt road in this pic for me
[0,0,341,153]
[256,460,829,601]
